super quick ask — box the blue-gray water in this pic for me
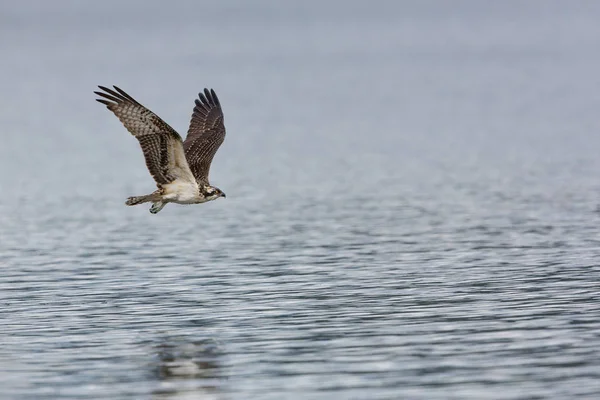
[1,1,600,399]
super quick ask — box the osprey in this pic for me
[95,85,227,214]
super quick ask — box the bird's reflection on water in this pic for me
[151,337,224,400]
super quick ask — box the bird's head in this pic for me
[204,186,226,201]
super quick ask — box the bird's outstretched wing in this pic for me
[95,85,195,186]
[183,88,226,185]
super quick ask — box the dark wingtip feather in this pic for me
[95,99,112,107]
[210,89,220,106]
[97,85,121,98]
[194,98,208,112]
[95,84,140,105]
[199,88,220,108]
[95,91,121,103]
[112,85,139,104]
[198,91,208,106]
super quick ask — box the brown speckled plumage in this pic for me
[183,88,226,185]
[95,85,185,185]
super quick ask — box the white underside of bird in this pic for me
[162,180,204,204]
[149,180,219,214]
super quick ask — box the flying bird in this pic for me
[95,85,226,214]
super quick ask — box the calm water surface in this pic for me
[1,1,600,399]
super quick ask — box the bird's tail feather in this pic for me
[125,192,160,206]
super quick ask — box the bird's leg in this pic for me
[149,201,166,214]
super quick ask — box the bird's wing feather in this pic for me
[183,88,226,185]
[95,85,195,187]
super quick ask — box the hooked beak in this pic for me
[221,192,226,198]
